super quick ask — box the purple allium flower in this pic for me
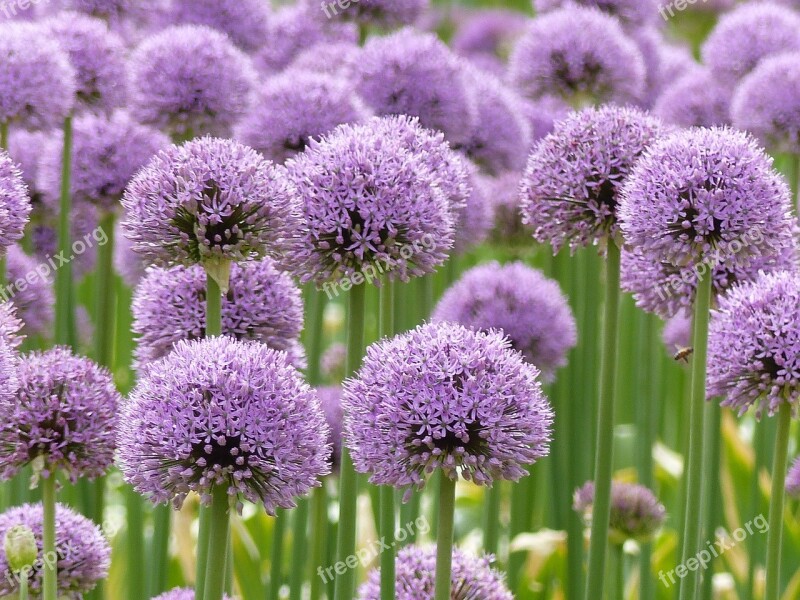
[317,386,343,469]
[39,111,169,213]
[287,117,457,286]
[653,43,699,97]
[235,71,370,164]
[453,166,493,254]
[132,258,305,369]
[321,342,346,383]
[0,334,18,411]
[343,322,553,494]
[662,312,692,353]
[787,457,800,498]
[653,68,731,128]
[5,245,54,337]
[121,136,300,270]
[253,4,357,74]
[508,6,645,105]
[0,347,120,482]
[707,271,800,418]
[573,480,666,544]
[532,0,659,25]
[485,171,528,248]
[701,2,800,86]
[521,95,571,143]
[433,262,577,380]
[355,28,477,144]
[325,0,428,28]
[43,12,127,113]
[7,130,47,200]
[151,589,231,600]
[358,545,513,600]
[619,127,797,275]
[0,149,31,253]
[58,0,155,22]
[520,105,665,254]
[0,22,76,129]
[129,25,257,138]
[0,503,110,599]
[118,337,331,510]
[287,42,362,80]
[164,0,270,53]
[451,9,527,64]
[731,52,800,153]
[0,302,23,348]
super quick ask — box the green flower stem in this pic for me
[309,485,328,600]
[700,399,722,600]
[637,315,657,600]
[19,570,28,600]
[378,279,396,600]
[583,242,622,600]
[147,505,171,598]
[0,121,8,149]
[94,211,116,367]
[333,283,366,600]
[677,270,713,600]
[202,485,231,600]
[747,420,768,599]
[125,487,146,600]
[482,486,501,554]
[765,403,792,600]
[41,474,57,600]
[288,499,310,600]
[434,475,456,600]
[55,115,74,348]
[268,510,286,600]
[609,545,624,600]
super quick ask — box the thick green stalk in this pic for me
[288,500,310,600]
[747,420,767,599]
[0,121,8,149]
[203,485,231,600]
[764,404,792,600]
[148,505,171,598]
[125,488,146,600]
[378,280,395,600]
[610,545,624,600]
[55,115,74,347]
[19,571,28,600]
[94,211,116,366]
[333,284,366,600]
[309,486,328,600]
[583,242,622,600]
[268,510,286,600]
[482,486,501,554]
[700,399,722,600]
[677,272,713,600]
[434,475,457,600]
[41,475,57,600]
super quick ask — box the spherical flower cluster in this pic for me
[164,0,271,52]
[653,43,699,98]
[508,6,645,105]
[662,312,692,353]
[731,53,800,153]
[6,246,54,337]
[787,457,800,498]
[0,149,32,253]
[355,28,477,144]
[132,258,305,368]
[130,25,257,138]
[288,42,362,80]
[39,112,169,213]
[121,137,300,269]
[520,105,665,254]
[7,130,47,200]
[287,117,457,286]
[358,545,513,600]
[43,12,127,113]
[653,69,731,128]
[118,337,331,511]
[701,2,800,85]
[707,271,800,418]
[0,347,120,482]
[619,127,797,275]
[532,0,658,25]
[0,503,110,598]
[235,71,370,164]
[328,0,428,27]
[573,480,666,544]
[452,9,527,65]
[0,22,76,129]
[433,262,577,380]
[453,168,493,254]
[151,589,231,600]
[317,386,343,469]
[343,322,553,494]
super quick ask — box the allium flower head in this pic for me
[433,262,577,380]
[0,302,23,348]
[787,457,800,498]
[619,127,797,273]
[707,271,800,418]
[165,0,271,52]
[235,70,370,164]
[358,545,513,600]
[731,53,800,153]
[7,130,47,200]
[132,258,305,369]
[508,6,645,105]
[701,2,800,86]
[355,28,477,143]
[521,95,570,142]
[130,25,257,138]
[653,69,731,128]
[0,149,32,253]
[326,0,428,28]
[288,42,362,80]
[39,111,169,213]
[0,338,18,416]
[287,117,457,286]
[532,0,659,25]
[343,322,553,494]
[44,12,127,113]
[0,22,76,129]
[452,9,527,63]
[574,480,666,544]
[317,386,343,469]
[121,136,300,271]
[0,503,110,599]
[6,245,54,337]
[0,347,120,482]
[520,105,666,254]
[118,337,331,510]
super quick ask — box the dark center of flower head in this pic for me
[551,51,603,96]
[667,183,725,245]
[283,133,309,153]
[190,433,247,470]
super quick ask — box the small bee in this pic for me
[673,347,694,363]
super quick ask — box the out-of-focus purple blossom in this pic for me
[118,337,331,511]
[787,457,800,498]
[0,503,110,598]
[0,149,31,253]
[533,0,659,25]
[5,245,54,337]
[0,347,120,482]
[164,0,271,52]
[701,2,800,86]
[321,342,346,383]
[58,0,157,22]
[343,322,553,494]
[662,311,692,353]
[355,28,477,144]
[235,70,370,164]
[0,310,18,410]
[6,130,47,200]
[453,166,493,254]
[521,96,570,143]
[654,43,699,95]
[485,171,528,249]
[653,68,730,128]
[317,386,343,470]
[287,42,362,79]
[708,271,800,418]
[508,6,645,105]
[323,0,428,28]
[130,25,257,138]
[452,8,527,65]
[0,302,22,348]
[433,261,577,380]
[114,220,145,287]
[31,202,99,278]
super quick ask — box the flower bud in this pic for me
[3,525,37,571]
